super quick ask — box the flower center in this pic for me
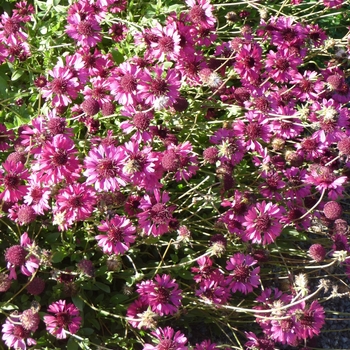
[53,150,68,166]
[4,18,20,35]
[275,58,289,71]
[51,78,68,94]
[97,159,118,178]
[12,325,29,338]
[77,20,94,36]
[245,122,261,139]
[133,113,151,130]
[4,173,20,189]
[233,264,250,282]
[155,286,170,304]
[158,36,174,54]
[149,77,169,97]
[108,226,123,242]
[151,203,170,225]
[189,5,206,23]
[255,213,271,232]
[55,312,70,327]
[280,319,293,332]
[120,73,137,93]
[69,195,83,208]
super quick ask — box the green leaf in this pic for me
[11,70,24,81]
[111,49,124,64]
[52,251,66,263]
[67,337,79,350]
[72,296,85,311]
[46,232,60,244]
[95,282,110,293]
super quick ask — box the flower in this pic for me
[83,144,127,192]
[137,189,177,236]
[96,214,136,255]
[226,253,260,294]
[43,300,81,339]
[66,14,102,47]
[0,160,29,202]
[185,0,216,29]
[137,274,182,316]
[296,301,325,340]
[53,183,96,230]
[5,233,40,280]
[244,332,275,350]
[2,315,36,350]
[143,326,188,350]
[41,65,79,107]
[242,201,284,245]
[32,134,80,185]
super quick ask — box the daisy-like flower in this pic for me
[0,160,29,202]
[109,62,142,106]
[122,140,162,190]
[96,214,136,255]
[23,173,51,215]
[2,315,36,350]
[147,22,181,62]
[41,66,79,107]
[144,326,188,350]
[32,134,80,185]
[194,339,219,350]
[13,1,35,22]
[43,300,82,339]
[137,189,177,236]
[0,12,28,44]
[109,22,128,43]
[66,13,102,47]
[83,144,127,192]
[296,301,325,340]
[53,183,96,230]
[137,66,181,106]
[185,0,216,29]
[5,233,40,280]
[161,141,199,181]
[137,274,183,316]
[83,76,112,107]
[242,201,284,245]
[226,253,260,294]
[244,332,275,350]
[304,164,347,200]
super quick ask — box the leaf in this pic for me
[72,296,85,311]
[11,70,23,81]
[111,49,124,64]
[67,337,79,350]
[46,232,60,244]
[52,251,65,263]
[95,282,110,293]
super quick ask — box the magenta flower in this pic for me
[244,332,275,350]
[5,233,40,280]
[83,144,127,192]
[226,253,260,294]
[43,300,81,339]
[161,141,199,181]
[144,326,188,350]
[66,14,102,47]
[23,173,51,215]
[126,298,150,329]
[41,66,79,107]
[2,315,36,350]
[137,66,181,106]
[32,134,80,185]
[185,0,216,28]
[304,164,347,200]
[194,340,219,350]
[137,189,177,236]
[242,201,284,245]
[53,183,96,230]
[0,160,29,202]
[137,274,182,316]
[296,301,325,340]
[148,22,181,62]
[96,214,136,255]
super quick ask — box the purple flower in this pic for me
[226,253,260,294]
[242,201,284,245]
[32,134,81,185]
[53,183,96,230]
[143,326,188,350]
[137,189,176,236]
[2,315,36,350]
[137,274,182,316]
[41,65,79,107]
[137,66,181,106]
[66,14,102,47]
[0,160,29,202]
[5,233,39,280]
[83,144,127,192]
[43,300,82,339]
[96,214,136,255]
[185,0,216,29]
